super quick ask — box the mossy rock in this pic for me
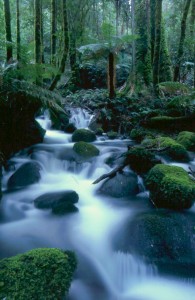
[177,131,195,151]
[73,141,99,159]
[95,127,104,136]
[107,131,118,140]
[145,164,195,210]
[125,147,160,174]
[0,248,77,300]
[50,110,69,130]
[72,129,96,142]
[142,136,189,162]
[130,128,154,143]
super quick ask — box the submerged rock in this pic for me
[145,164,195,210]
[98,172,139,198]
[7,162,42,189]
[34,190,79,214]
[0,248,77,300]
[72,129,96,142]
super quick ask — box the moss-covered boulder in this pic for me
[142,136,189,161]
[73,141,99,159]
[7,162,42,189]
[95,127,104,136]
[72,129,96,142]
[50,110,69,131]
[125,147,160,174]
[177,131,195,151]
[107,131,118,140]
[0,248,77,300]
[145,164,195,210]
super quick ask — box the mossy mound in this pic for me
[125,147,160,174]
[0,248,77,300]
[177,131,195,151]
[95,127,104,136]
[130,128,154,143]
[107,131,118,140]
[142,136,189,161]
[145,164,195,210]
[73,141,99,159]
[72,129,96,142]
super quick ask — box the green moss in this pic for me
[72,129,96,142]
[0,248,77,300]
[177,131,195,151]
[107,131,118,139]
[142,136,189,161]
[145,164,195,210]
[158,82,190,95]
[130,128,154,143]
[95,128,104,136]
[125,146,160,174]
[73,141,99,158]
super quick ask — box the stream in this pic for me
[0,109,195,300]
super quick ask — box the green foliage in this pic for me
[0,248,77,300]
[125,146,159,174]
[101,22,115,41]
[72,129,96,142]
[130,128,155,143]
[107,131,118,139]
[145,164,195,210]
[177,131,195,151]
[142,136,189,161]
[95,127,104,135]
[158,82,190,96]
[167,92,195,110]
[73,141,99,159]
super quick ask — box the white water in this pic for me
[1,110,195,300]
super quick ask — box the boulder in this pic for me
[98,172,139,198]
[125,146,160,174]
[142,136,189,162]
[115,210,195,276]
[145,164,195,210]
[64,123,77,133]
[7,162,42,189]
[72,129,96,142]
[107,131,118,140]
[34,190,79,214]
[0,248,77,300]
[73,142,99,159]
[177,131,195,151]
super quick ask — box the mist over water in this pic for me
[0,109,195,300]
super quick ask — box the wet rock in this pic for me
[72,129,96,143]
[64,123,77,133]
[34,190,79,214]
[7,162,42,189]
[98,172,139,198]
[73,142,99,159]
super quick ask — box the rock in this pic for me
[107,131,118,140]
[72,129,96,142]
[0,248,77,300]
[7,162,42,189]
[98,172,139,198]
[64,123,77,133]
[177,131,195,151]
[73,142,99,159]
[115,210,195,276]
[142,136,189,162]
[95,128,104,136]
[50,110,69,130]
[125,146,160,175]
[145,164,195,210]
[34,190,79,214]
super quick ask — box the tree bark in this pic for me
[153,0,163,88]
[49,0,69,91]
[16,0,21,61]
[190,0,195,87]
[3,0,13,62]
[174,0,192,81]
[51,0,57,65]
[35,0,42,64]
[108,51,116,99]
[131,0,136,74]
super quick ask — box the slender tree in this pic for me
[49,0,69,91]
[153,0,163,87]
[108,51,116,99]
[51,0,57,65]
[35,0,42,64]
[190,0,195,87]
[3,0,13,62]
[174,0,192,81]
[16,0,21,61]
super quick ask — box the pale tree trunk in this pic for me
[3,0,13,62]
[174,0,192,81]
[51,0,57,65]
[49,0,69,91]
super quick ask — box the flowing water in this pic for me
[0,109,195,300]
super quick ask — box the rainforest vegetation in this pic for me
[0,0,195,299]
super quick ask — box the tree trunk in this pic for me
[51,0,57,65]
[190,0,195,87]
[150,0,156,63]
[131,0,136,74]
[108,52,116,99]
[174,0,192,81]
[3,0,13,62]
[153,0,163,88]
[16,0,21,61]
[40,0,45,63]
[35,0,42,64]
[49,0,69,91]
[159,22,172,82]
